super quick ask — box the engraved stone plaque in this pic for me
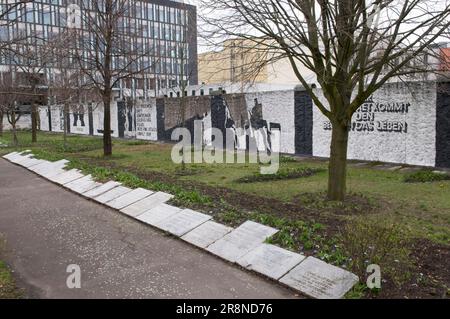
[153,209,212,237]
[105,187,153,210]
[279,257,359,299]
[83,181,122,198]
[135,204,181,226]
[121,191,173,217]
[94,186,132,204]
[237,243,305,280]
[182,221,233,249]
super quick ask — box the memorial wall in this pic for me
[36,81,450,168]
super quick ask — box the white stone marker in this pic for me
[279,257,359,299]
[28,160,51,172]
[11,154,32,164]
[237,243,306,280]
[83,181,122,198]
[182,221,233,249]
[40,167,67,179]
[94,186,132,204]
[104,187,152,210]
[153,209,212,237]
[21,158,44,168]
[135,203,181,226]
[65,175,102,194]
[2,152,19,160]
[207,221,278,263]
[48,169,84,185]
[121,191,173,218]
[31,159,68,173]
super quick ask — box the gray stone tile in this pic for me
[11,154,33,164]
[153,209,212,237]
[82,181,122,198]
[48,169,84,185]
[121,191,173,218]
[94,186,133,204]
[181,221,233,249]
[104,187,153,210]
[40,167,67,179]
[206,221,278,263]
[21,158,45,168]
[135,204,181,226]
[237,244,305,280]
[2,152,19,160]
[31,160,68,173]
[279,256,359,299]
[65,175,102,194]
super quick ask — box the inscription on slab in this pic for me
[206,221,278,263]
[83,181,121,198]
[65,175,101,194]
[12,154,32,164]
[237,244,305,280]
[21,158,44,168]
[135,204,181,226]
[121,192,173,217]
[94,186,132,204]
[105,188,153,210]
[279,257,359,299]
[3,152,19,160]
[153,209,212,237]
[182,221,233,249]
[33,160,68,174]
[28,160,51,172]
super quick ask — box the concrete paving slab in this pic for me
[21,158,45,168]
[32,160,69,174]
[121,191,173,218]
[154,209,212,237]
[28,160,52,172]
[94,186,133,204]
[207,221,279,263]
[279,256,358,299]
[10,154,32,164]
[83,181,122,198]
[237,243,306,280]
[65,175,102,194]
[2,151,19,160]
[48,169,84,185]
[105,188,153,210]
[39,167,67,179]
[182,221,233,249]
[135,203,181,226]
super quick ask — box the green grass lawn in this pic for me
[1,130,449,298]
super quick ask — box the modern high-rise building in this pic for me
[0,0,198,100]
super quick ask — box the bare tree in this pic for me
[73,0,155,156]
[0,71,23,146]
[200,0,450,200]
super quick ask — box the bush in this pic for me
[404,170,450,183]
[339,219,412,286]
[235,167,324,183]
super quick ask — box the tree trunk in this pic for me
[0,111,3,137]
[327,120,349,201]
[31,102,37,143]
[103,92,112,156]
[12,111,18,147]
[63,103,68,151]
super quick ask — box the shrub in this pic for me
[404,170,450,183]
[235,167,324,183]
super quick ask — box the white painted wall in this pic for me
[2,114,32,130]
[312,82,437,166]
[245,90,296,154]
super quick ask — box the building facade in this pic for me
[0,0,198,100]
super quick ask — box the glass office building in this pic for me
[0,0,198,98]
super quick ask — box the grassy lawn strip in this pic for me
[1,131,449,299]
[0,261,22,299]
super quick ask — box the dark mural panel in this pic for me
[436,82,450,168]
[294,90,313,155]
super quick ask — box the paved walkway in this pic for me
[0,159,295,298]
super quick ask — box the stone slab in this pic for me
[48,169,84,185]
[206,221,279,263]
[64,175,102,194]
[279,257,359,299]
[2,152,19,160]
[237,243,306,280]
[82,181,122,198]
[105,188,153,210]
[31,159,68,173]
[11,154,32,164]
[153,209,212,237]
[121,191,173,218]
[135,204,181,226]
[94,186,133,204]
[21,158,45,168]
[39,167,67,179]
[182,221,233,249]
